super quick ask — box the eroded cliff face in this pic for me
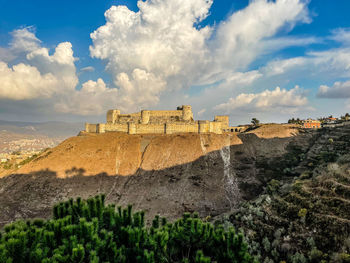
[0,125,304,225]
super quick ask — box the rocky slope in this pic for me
[221,125,350,262]
[1,123,349,262]
[0,124,302,226]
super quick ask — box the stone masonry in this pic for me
[85,105,231,135]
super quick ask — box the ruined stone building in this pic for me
[85,105,237,135]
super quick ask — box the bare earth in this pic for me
[0,124,302,225]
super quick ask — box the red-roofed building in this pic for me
[303,119,321,129]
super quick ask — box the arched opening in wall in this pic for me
[231,129,234,132]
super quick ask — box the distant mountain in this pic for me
[0,120,84,138]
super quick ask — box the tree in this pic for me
[288,118,296,124]
[251,118,260,126]
[0,195,255,263]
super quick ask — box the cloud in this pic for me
[0,0,314,119]
[115,69,166,108]
[10,27,41,53]
[56,69,167,115]
[262,47,350,79]
[89,0,310,111]
[80,66,95,72]
[0,62,58,100]
[89,0,213,110]
[262,36,319,53]
[318,81,350,98]
[197,108,206,116]
[211,0,310,74]
[330,28,350,44]
[263,57,307,76]
[214,86,308,113]
[0,31,78,101]
[0,47,15,62]
[55,78,114,115]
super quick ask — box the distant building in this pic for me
[303,119,321,129]
[323,117,338,124]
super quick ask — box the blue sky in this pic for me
[1,0,350,124]
[0,0,248,84]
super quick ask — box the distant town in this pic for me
[288,113,350,129]
[0,131,60,170]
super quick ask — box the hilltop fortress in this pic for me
[85,105,241,135]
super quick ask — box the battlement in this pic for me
[86,105,229,135]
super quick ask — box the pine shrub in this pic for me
[0,195,255,263]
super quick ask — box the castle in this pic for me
[85,105,238,135]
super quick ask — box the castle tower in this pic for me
[141,110,151,124]
[97,124,106,133]
[182,105,193,121]
[107,109,120,124]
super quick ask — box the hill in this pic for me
[0,124,301,220]
[1,124,349,261]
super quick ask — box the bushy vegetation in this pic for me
[287,118,302,125]
[225,126,350,262]
[2,163,12,170]
[0,195,254,263]
[18,154,38,166]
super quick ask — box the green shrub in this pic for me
[0,195,255,263]
[299,171,312,180]
[308,247,323,262]
[18,154,38,166]
[3,163,12,169]
[298,208,307,218]
[337,154,350,165]
[267,179,280,194]
[318,151,338,163]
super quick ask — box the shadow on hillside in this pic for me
[0,132,311,227]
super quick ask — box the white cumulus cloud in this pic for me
[89,0,310,111]
[0,0,314,119]
[89,0,213,109]
[10,27,41,53]
[54,78,115,115]
[0,29,78,101]
[0,62,58,100]
[214,86,308,113]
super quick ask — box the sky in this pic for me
[1,0,350,125]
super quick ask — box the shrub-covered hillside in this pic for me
[0,195,254,263]
[223,126,350,262]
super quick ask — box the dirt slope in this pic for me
[246,124,300,138]
[5,124,299,178]
[12,133,242,177]
[0,124,302,225]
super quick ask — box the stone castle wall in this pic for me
[86,105,227,135]
[85,123,98,133]
[149,110,183,117]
